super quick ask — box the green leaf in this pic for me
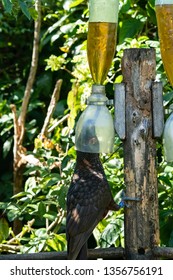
[0,202,9,210]
[2,0,13,13]
[119,18,145,44]
[57,186,68,209]
[163,91,173,105]
[120,0,131,14]
[158,175,172,188]
[70,0,85,8]
[45,55,66,72]
[99,221,120,248]
[46,174,61,187]
[34,228,48,239]
[28,7,38,20]
[18,0,31,19]
[38,201,46,218]
[46,234,67,252]
[46,238,59,251]
[3,137,13,158]
[44,211,57,222]
[12,191,31,199]
[53,234,67,251]
[7,210,18,222]
[0,217,9,242]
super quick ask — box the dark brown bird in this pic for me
[66,151,120,260]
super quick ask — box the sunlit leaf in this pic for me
[70,0,85,8]
[46,238,59,251]
[0,217,9,242]
[2,137,13,158]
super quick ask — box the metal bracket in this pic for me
[114,81,164,140]
[114,83,126,140]
[120,190,142,208]
[152,81,164,138]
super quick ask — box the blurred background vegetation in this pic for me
[0,0,173,255]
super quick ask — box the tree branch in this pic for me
[0,244,21,253]
[10,104,20,169]
[10,1,41,234]
[40,79,63,137]
[46,209,65,234]
[18,0,41,144]
[7,219,35,245]
[10,104,27,195]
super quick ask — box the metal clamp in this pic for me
[120,190,142,208]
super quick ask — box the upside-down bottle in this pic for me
[75,85,115,153]
[75,1,119,153]
[155,0,173,86]
[155,0,173,162]
[87,0,119,84]
[163,110,173,162]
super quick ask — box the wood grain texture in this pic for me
[122,49,160,259]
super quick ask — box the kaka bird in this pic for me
[66,151,120,260]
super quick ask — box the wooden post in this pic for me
[121,49,160,259]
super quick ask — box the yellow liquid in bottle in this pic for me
[156,5,173,86]
[87,22,117,85]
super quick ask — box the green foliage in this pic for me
[0,217,9,242]
[0,137,75,252]
[94,213,124,248]
[0,0,173,254]
[1,0,36,19]
[20,229,67,253]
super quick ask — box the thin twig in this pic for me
[40,79,63,137]
[48,114,69,133]
[46,209,65,233]
[7,219,35,245]
[103,144,123,163]
[0,244,21,253]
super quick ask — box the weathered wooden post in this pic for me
[115,48,164,259]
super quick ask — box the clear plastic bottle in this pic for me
[87,0,119,85]
[155,0,173,85]
[163,112,173,162]
[75,85,115,153]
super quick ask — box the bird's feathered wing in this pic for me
[66,152,119,260]
[67,179,111,259]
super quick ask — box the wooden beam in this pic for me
[0,246,173,260]
[153,246,173,259]
[0,247,124,260]
[122,49,160,259]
